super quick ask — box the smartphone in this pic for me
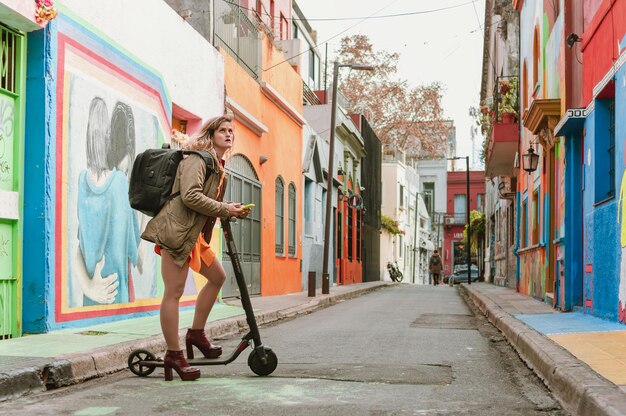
[241,203,255,210]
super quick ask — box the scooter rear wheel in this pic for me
[128,349,157,377]
[248,348,278,376]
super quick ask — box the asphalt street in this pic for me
[0,285,564,415]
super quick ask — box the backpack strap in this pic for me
[167,150,220,202]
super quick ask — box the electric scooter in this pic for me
[127,217,278,377]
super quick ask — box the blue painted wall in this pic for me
[564,129,583,310]
[581,67,626,322]
[23,26,58,334]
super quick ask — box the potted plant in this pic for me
[498,77,518,123]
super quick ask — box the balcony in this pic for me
[214,0,260,80]
[486,119,519,177]
[484,76,519,177]
[444,214,467,227]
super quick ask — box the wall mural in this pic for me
[54,24,204,322]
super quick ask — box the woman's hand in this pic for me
[226,202,247,218]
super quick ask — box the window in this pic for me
[309,49,316,85]
[423,182,435,218]
[399,235,403,258]
[347,207,353,260]
[288,183,296,256]
[533,27,539,94]
[275,177,284,254]
[594,98,616,203]
[280,13,288,40]
[304,179,313,236]
[454,194,466,222]
[532,190,539,245]
[399,184,404,207]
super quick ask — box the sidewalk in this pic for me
[0,281,392,402]
[461,282,626,416]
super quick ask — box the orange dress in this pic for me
[155,169,225,272]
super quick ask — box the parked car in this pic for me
[448,264,479,285]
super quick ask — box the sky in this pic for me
[295,0,487,169]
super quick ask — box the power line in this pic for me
[261,0,480,73]
[262,0,402,72]
[224,0,477,22]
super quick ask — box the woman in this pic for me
[142,115,248,381]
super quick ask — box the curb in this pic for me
[1,282,390,402]
[460,284,626,416]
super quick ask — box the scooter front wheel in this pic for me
[248,348,278,376]
[128,349,157,377]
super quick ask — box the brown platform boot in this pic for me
[185,328,223,359]
[163,350,200,381]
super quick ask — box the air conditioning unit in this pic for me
[445,217,455,226]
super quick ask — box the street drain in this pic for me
[274,363,452,385]
[411,313,476,330]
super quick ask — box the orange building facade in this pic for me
[221,32,304,296]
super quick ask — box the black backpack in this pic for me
[129,146,217,217]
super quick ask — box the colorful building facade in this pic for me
[22,0,226,333]
[515,0,568,304]
[555,0,626,320]
[0,1,44,339]
[443,170,486,276]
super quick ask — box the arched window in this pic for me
[288,183,296,256]
[533,27,540,96]
[275,177,285,255]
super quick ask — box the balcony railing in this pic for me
[303,81,321,105]
[444,214,467,226]
[214,0,260,80]
[492,75,518,123]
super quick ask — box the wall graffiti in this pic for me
[54,28,195,321]
[64,68,162,310]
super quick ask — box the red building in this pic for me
[443,170,486,276]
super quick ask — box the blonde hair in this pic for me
[183,115,234,154]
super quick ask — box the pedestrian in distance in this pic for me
[429,250,443,286]
[141,115,251,381]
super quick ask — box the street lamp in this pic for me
[447,156,471,285]
[522,145,540,173]
[322,61,374,294]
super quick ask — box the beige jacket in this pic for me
[141,151,230,267]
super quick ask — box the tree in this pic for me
[334,35,450,159]
[462,210,485,256]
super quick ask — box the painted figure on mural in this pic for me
[618,170,626,321]
[75,97,141,305]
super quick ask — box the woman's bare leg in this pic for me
[160,250,190,350]
[192,258,226,329]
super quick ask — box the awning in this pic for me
[554,108,587,137]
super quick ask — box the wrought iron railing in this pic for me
[303,81,321,105]
[492,75,519,123]
[444,213,468,226]
[214,0,260,80]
